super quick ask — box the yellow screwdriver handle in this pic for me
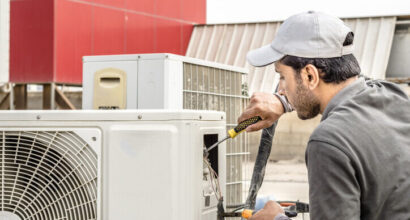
[228,116,262,138]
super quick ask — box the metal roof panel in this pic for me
[187,16,397,93]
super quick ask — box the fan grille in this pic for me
[0,131,98,220]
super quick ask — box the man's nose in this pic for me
[278,83,286,96]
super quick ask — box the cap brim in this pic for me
[246,45,285,67]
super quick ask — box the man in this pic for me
[239,11,410,220]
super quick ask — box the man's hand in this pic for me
[249,201,285,220]
[238,92,285,132]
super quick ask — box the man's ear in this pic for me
[302,64,320,90]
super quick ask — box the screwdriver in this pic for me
[206,116,262,153]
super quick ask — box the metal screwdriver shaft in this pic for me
[207,136,230,152]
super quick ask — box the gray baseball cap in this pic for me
[247,11,354,67]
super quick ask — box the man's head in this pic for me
[247,11,361,119]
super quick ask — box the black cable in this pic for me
[243,85,286,215]
[243,122,277,211]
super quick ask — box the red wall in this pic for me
[10,0,206,84]
[10,0,54,83]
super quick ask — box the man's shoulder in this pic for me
[307,107,365,159]
[353,79,409,111]
[309,79,410,157]
[309,121,332,142]
[309,115,351,145]
[365,79,409,99]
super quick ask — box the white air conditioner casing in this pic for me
[0,110,226,220]
[82,53,248,110]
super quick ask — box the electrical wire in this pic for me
[203,158,219,200]
[203,156,222,200]
[203,143,223,200]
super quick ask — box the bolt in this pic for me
[221,116,224,120]
[138,115,142,119]
[36,115,41,120]
[199,115,202,120]
[92,137,97,141]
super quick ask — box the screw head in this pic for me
[36,115,41,120]
[92,137,97,141]
[138,115,142,119]
[199,115,202,120]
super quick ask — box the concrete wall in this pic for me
[249,112,321,162]
[270,113,321,161]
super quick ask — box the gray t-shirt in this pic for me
[306,78,410,219]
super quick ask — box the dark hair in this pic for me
[279,32,361,84]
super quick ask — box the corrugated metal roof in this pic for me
[186,17,397,93]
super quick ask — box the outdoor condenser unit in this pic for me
[83,53,250,206]
[0,110,226,220]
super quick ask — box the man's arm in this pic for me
[307,140,361,219]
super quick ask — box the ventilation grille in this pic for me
[183,63,249,206]
[0,131,98,220]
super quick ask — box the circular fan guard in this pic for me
[0,131,98,220]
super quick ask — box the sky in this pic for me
[207,0,410,24]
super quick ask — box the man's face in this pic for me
[274,62,321,120]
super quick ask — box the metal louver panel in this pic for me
[182,62,249,206]
[187,16,397,94]
[0,131,97,220]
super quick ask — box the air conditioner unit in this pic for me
[82,53,249,110]
[0,110,226,220]
[83,53,249,206]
